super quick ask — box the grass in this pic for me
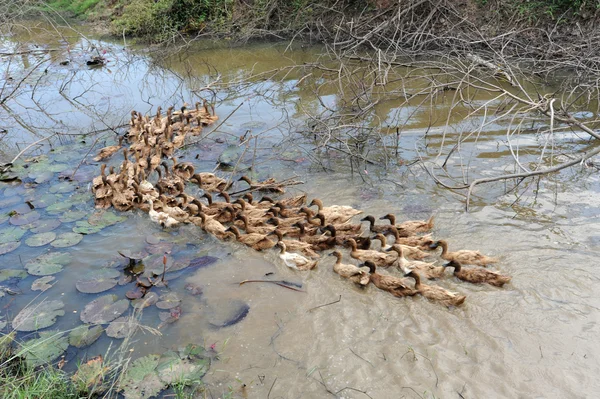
[48,0,102,16]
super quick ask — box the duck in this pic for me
[276,241,317,270]
[191,173,230,192]
[226,226,276,250]
[444,261,511,287]
[362,261,418,298]
[386,227,434,250]
[156,162,185,196]
[405,270,466,307]
[242,193,274,209]
[345,238,396,267]
[379,214,435,235]
[235,214,275,235]
[429,240,498,266]
[93,136,124,161]
[238,175,285,194]
[195,212,230,240]
[329,251,370,286]
[110,182,135,212]
[386,245,444,280]
[308,198,363,224]
[373,234,430,260]
[172,159,195,181]
[233,199,268,219]
[148,200,179,228]
[273,230,320,259]
[360,215,393,234]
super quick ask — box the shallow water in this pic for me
[0,21,599,398]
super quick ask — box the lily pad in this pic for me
[49,181,76,194]
[27,218,62,233]
[51,232,83,248]
[145,235,160,245]
[25,252,71,276]
[119,354,165,399]
[11,203,35,215]
[59,211,87,223]
[146,242,174,255]
[71,355,109,394]
[0,195,21,209]
[25,232,56,247]
[106,316,139,339]
[46,201,73,214]
[155,349,210,384]
[184,283,203,296]
[31,276,56,291]
[30,171,54,184]
[156,293,181,310]
[31,194,60,209]
[48,163,68,173]
[76,268,120,294]
[10,211,40,226]
[68,324,104,348]
[12,299,65,332]
[88,211,127,227]
[80,294,129,324]
[131,292,158,309]
[0,226,25,244]
[158,306,181,329]
[0,269,27,283]
[72,221,103,235]
[21,330,68,367]
[0,241,20,255]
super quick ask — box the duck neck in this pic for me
[408,271,421,288]
[387,214,396,225]
[438,241,449,256]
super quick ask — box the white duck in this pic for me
[148,200,179,228]
[277,241,317,271]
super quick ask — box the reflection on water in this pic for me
[0,22,599,398]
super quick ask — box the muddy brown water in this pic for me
[0,22,599,398]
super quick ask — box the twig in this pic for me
[239,280,305,292]
[267,377,277,399]
[308,295,341,312]
[349,348,374,367]
[0,134,56,173]
[70,136,100,179]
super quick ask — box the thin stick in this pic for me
[349,348,374,367]
[0,133,56,173]
[181,102,244,149]
[70,136,101,179]
[239,280,305,292]
[308,295,341,312]
[267,377,277,399]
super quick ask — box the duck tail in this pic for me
[426,215,435,229]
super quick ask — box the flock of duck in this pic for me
[91,102,511,308]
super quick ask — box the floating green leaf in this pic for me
[68,324,104,348]
[76,268,120,294]
[51,232,83,248]
[156,350,210,385]
[59,210,87,223]
[31,276,55,291]
[156,293,181,310]
[72,221,103,235]
[29,171,54,184]
[20,330,68,367]
[131,292,158,309]
[106,316,139,339]
[0,241,20,255]
[9,211,40,226]
[24,252,72,276]
[48,163,68,173]
[31,194,60,209]
[25,232,56,247]
[88,211,127,227]
[80,294,129,324]
[49,181,76,194]
[46,201,73,214]
[27,218,62,233]
[119,354,165,399]
[0,226,25,244]
[0,269,27,282]
[12,300,65,332]
[0,195,21,209]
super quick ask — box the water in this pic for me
[0,21,599,398]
